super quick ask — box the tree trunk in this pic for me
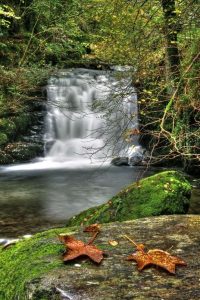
[161,0,180,81]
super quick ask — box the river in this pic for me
[0,165,157,238]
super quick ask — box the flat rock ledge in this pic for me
[1,215,200,300]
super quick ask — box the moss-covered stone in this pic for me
[0,116,30,146]
[0,133,8,146]
[67,171,191,227]
[0,227,76,300]
[4,142,43,162]
[0,215,200,299]
[0,150,13,164]
[0,118,16,138]
[13,114,31,134]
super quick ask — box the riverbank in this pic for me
[0,66,53,164]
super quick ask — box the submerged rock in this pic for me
[0,215,199,299]
[67,171,191,227]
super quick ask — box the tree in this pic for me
[161,0,180,81]
[82,0,199,171]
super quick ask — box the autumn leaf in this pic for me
[124,235,186,274]
[83,223,101,233]
[59,234,104,264]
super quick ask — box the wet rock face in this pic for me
[66,171,192,227]
[111,157,129,166]
[111,146,148,167]
[4,142,43,162]
[0,99,46,164]
[1,215,199,299]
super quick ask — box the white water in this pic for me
[3,68,139,171]
[45,68,138,163]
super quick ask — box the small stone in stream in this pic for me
[23,234,32,239]
[2,239,20,249]
[0,239,7,245]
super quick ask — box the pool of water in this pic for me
[0,165,199,239]
[0,165,155,238]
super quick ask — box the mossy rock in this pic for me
[0,133,8,146]
[0,118,16,138]
[13,114,31,134]
[0,227,75,300]
[0,215,200,299]
[0,150,13,164]
[4,142,43,162]
[67,171,191,227]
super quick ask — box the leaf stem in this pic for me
[87,231,99,245]
[123,235,138,247]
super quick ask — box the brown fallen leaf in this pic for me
[83,223,101,233]
[59,234,104,264]
[124,235,187,274]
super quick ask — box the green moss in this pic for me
[0,133,8,146]
[0,150,13,164]
[13,114,31,134]
[0,227,76,300]
[0,118,16,138]
[66,171,191,227]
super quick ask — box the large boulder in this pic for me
[67,171,191,227]
[111,146,149,167]
[0,215,199,299]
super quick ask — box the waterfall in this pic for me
[44,68,139,165]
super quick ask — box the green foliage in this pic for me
[0,66,52,155]
[0,118,16,137]
[0,0,88,66]
[0,4,20,29]
[0,0,199,167]
[0,133,8,146]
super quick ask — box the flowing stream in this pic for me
[0,69,199,239]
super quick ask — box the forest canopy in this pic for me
[0,0,199,172]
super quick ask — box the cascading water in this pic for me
[44,68,139,165]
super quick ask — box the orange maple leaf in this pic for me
[125,235,187,274]
[59,234,104,264]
